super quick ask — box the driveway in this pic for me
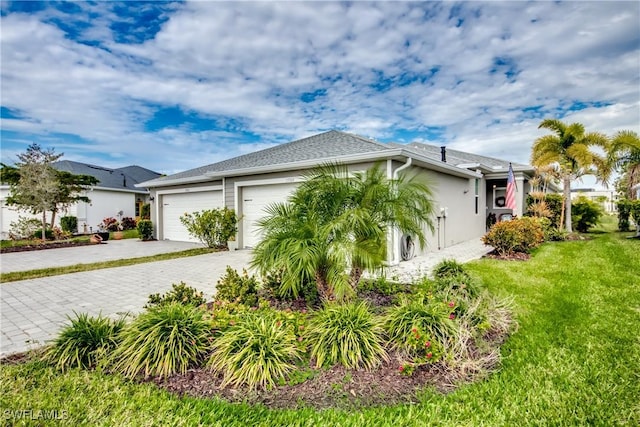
[1,246,254,356]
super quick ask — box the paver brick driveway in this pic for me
[0,241,253,356]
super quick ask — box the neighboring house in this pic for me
[1,161,160,237]
[138,130,536,264]
[570,188,619,213]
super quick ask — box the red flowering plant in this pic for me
[405,324,445,366]
[273,308,309,353]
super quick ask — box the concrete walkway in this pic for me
[0,238,492,357]
[0,239,207,273]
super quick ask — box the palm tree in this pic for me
[251,163,435,302]
[608,130,640,199]
[531,119,609,232]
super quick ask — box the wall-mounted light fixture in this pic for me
[149,196,155,202]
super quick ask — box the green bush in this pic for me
[261,269,319,306]
[384,295,457,364]
[110,303,211,379]
[141,203,151,220]
[136,219,153,241]
[32,228,54,240]
[44,313,125,371]
[215,266,259,306]
[180,208,237,248]
[358,276,402,296]
[146,282,206,308]
[60,216,78,233]
[432,259,469,280]
[207,310,302,390]
[617,200,632,231]
[572,196,603,233]
[537,217,567,241]
[481,217,544,256]
[307,301,387,370]
[526,193,564,229]
[630,200,640,231]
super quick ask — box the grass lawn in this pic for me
[1,226,638,426]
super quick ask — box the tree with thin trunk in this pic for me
[0,144,98,239]
[251,163,435,302]
[608,130,640,200]
[530,120,609,233]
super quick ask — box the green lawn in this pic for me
[1,228,638,426]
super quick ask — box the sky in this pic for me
[1,1,639,189]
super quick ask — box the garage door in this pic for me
[162,191,223,242]
[241,182,298,248]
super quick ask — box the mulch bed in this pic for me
[151,356,458,410]
[0,240,98,253]
[483,250,531,261]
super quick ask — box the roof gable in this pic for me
[53,160,161,192]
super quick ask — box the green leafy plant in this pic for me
[60,216,78,233]
[358,276,402,296]
[145,282,206,308]
[432,259,469,280]
[481,217,544,256]
[537,217,567,241]
[215,266,259,306]
[141,203,151,219]
[385,295,458,362]
[180,208,237,248]
[207,310,302,390]
[110,303,211,379]
[44,313,125,371]
[617,200,632,231]
[571,196,603,233]
[136,219,153,241]
[8,216,42,240]
[307,301,387,369]
[31,228,54,240]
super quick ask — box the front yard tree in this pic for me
[0,144,98,239]
[608,130,640,199]
[530,119,609,233]
[251,163,435,301]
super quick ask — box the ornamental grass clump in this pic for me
[44,312,125,372]
[307,301,387,370]
[110,303,211,379]
[207,310,302,390]
[385,295,458,363]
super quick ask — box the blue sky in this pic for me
[1,1,638,188]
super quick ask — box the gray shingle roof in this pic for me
[399,142,532,172]
[145,130,392,184]
[53,161,161,192]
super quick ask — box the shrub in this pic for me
[385,295,458,364]
[141,203,151,219]
[99,217,120,232]
[571,196,603,233]
[630,200,640,231]
[32,228,54,240]
[44,313,125,371]
[432,259,469,280]
[358,276,403,296]
[8,216,42,240]
[307,301,387,370]
[146,282,205,308]
[481,217,544,256]
[215,266,259,306]
[60,216,78,233]
[526,193,564,229]
[537,217,567,241]
[617,200,632,231]
[137,219,153,240]
[261,269,319,306]
[120,217,137,230]
[207,310,302,390]
[110,303,211,379]
[180,208,237,248]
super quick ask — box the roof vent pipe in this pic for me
[440,146,447,163]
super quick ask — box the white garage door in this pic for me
[162,191,223,242]
[241,182,298,248]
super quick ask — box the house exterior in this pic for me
[570,188,620,213]
[137,131,535,264]
[1,161,160,237]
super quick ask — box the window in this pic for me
[475,179,480,214]
[493,187,507,209]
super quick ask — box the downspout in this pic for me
[391,157,412,265]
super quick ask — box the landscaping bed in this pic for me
[0,238,95,253]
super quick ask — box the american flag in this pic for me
[506,163,517,211]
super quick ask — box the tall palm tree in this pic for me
[251,163,435,302]
[608,130,640,199]
[531,119,609,233]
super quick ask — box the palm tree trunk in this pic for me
[563,175,573,233]
[315,271,333,301]
[349,265,363,290]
